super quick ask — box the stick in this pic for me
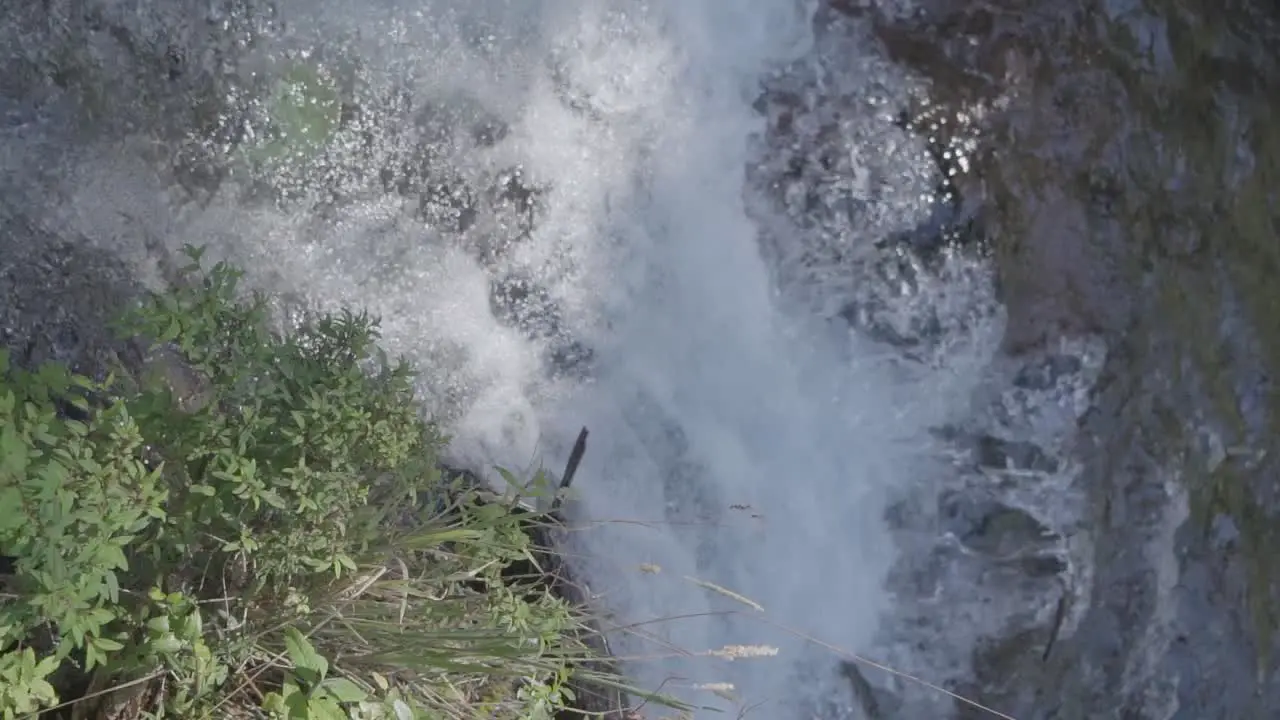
[551,426,588,515]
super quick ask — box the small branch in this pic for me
[1042,590,1068,662]
[551,427,588,516]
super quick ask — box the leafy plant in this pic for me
[261,627,373,720]
[0,647,59,718]
[0,246,640,719]
[0,347,165,672]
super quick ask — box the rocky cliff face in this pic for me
[851,1,1280,717]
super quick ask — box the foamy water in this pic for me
[6,0,1013,715]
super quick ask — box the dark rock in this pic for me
[939,491,1057,558]
[489,273,563,339]
[955,627,1052,720]
[471,118,508,148]
[418,179,478,233]
[974,434,1058,474]
[869,1,1280,715]
[548,340,594,380]
[0,219,143,380]
[1209,514,1240,552]
[928,425,1060,473]
[488,274,595,381]
[1016,553,1067,579]
[1013,353,1083,391]
[839,659,903,720]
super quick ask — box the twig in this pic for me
[24,669,165,718]
[551,426,588,515]
[1042,591,1068,661]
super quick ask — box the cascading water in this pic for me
[0,1,1083,717]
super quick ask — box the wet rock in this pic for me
[838,297,928,350]
[749,8,1002,379]
[939,491,1057,558]
[852,0,1137,355]
[418,178,479,233]
[411,95,508,150]
[470,117,508,148]
[1015,553,1067,579]
[929,425,1060,473]
[1013,353,1083,390]
[989,189,1134,356]
[954,627,1055,720]
[548,340,594,380]
[883,492,927,531]
[413,164,541,266]
[489,273,594,380]
[868,2,1280,716]
[0,218,144,379]
[974,434,1058,474]
[877,104,989,265]
[1209,513,1240,553]
[489,273,563,339]
[839,660,902,720]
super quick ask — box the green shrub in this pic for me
[0,246,603,719]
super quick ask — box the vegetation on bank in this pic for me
[0,247,634,719]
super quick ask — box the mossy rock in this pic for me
[240,60,344,169]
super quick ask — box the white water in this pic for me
[7,0,1005,715]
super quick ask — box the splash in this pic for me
[3,0,1006,715]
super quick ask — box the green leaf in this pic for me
[0,487,23,533]
[83,643,103,672]
[85,608,116,628]
[162,317,181,342]
[493,465,518,489]
[97,543,128,571]
[284,689,311,719]
[320,677,368,703]
[260,489,288,509]
[92,637,124,652]
[103,570,120,604]
[178,609,203,641]
[282,627,328,680]
[310,697,348,720]
[148,633,183,655]
[33,655,60,678]
[261,692,288,716]
[0,423,28,477]
[182,244,207,266]
[28,678,57,703]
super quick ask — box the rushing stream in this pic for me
[3,0,1279,718]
